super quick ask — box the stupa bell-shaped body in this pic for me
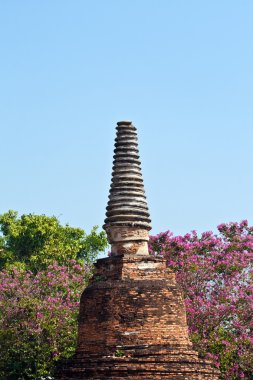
[104,121,151,256]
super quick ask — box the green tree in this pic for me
[0,210,108,272]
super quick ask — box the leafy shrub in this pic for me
[0,261,89,379]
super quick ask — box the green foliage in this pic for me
[114,349,125,357]
[0,210,108,272]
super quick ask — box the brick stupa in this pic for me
[57,121,220,379]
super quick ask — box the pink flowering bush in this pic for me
[0,211,108,379]
[0,261,90,379]
[149,220,253,380]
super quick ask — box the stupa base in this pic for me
[56,350,220,379]
[56,256,220,380]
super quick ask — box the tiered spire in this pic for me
[104,121,151,231]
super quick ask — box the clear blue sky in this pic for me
[0,1,252,244]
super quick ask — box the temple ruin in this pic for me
[57,121,220,379]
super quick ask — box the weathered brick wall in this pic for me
[56,256,220,379]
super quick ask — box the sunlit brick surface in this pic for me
[56,256,220,379]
